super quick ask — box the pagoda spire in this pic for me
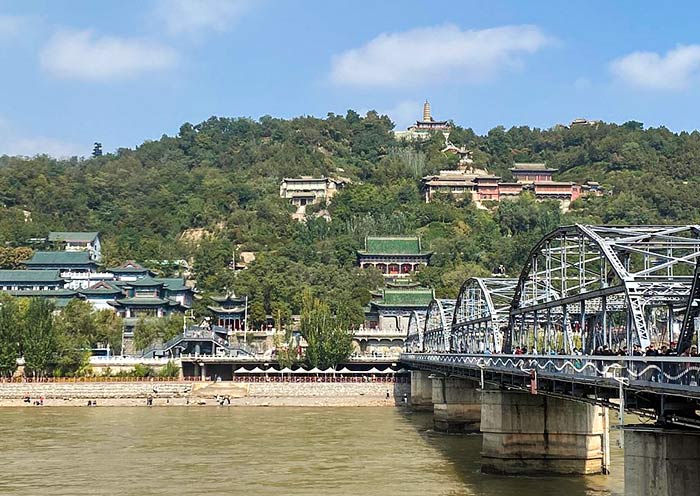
[423,100,432,122]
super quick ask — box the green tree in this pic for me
[0,247,33,269]
[0,295,22,377]
[133,315,183,352]
[94,310,124,354]
[22,298,59,378]
[299,290,353,369]
[248,301,266,330]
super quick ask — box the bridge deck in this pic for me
[401,353,700,427]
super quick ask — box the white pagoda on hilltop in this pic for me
[394,100,452,141]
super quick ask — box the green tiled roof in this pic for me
[359,236,430,255]
[80,288,123,296]
[110,297,176,306]
[7,289,78,297]
[157,278,189,291]
[0,270,63,282]
[48,231,99,242]
[374,288,434,307]
[25,251,94,265]
[510,162,556,172]
[208,305,246,314]
[386,279,421,288]
[210,293,246,304]
[108,260,150,273]
[126,276,164,287]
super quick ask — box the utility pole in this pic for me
[243,295,248,343]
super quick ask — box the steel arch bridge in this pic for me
[507,224,700,354]
[451,278,518,353]
[405,310,426,352]
[423,299,456,352]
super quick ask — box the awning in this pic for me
[367,367,395,374]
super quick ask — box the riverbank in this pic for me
[0,380,410,408]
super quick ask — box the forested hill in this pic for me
[1,112,700,318]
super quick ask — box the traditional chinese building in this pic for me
[280,176,349,221]
[509,162,557,183]
[48,231,102,261]
[422,168,500,203]
[108,276,192,319]
[24,251,113,290]
[354,284,434,356]
[207,293,248,331]
[80,281,124,310]
[362,286,434,332]
[7,289,82,308]
[107,260,154,281]
[0,269,65,291]
[394,101,452,141]
[24,251,97,272]
[357,236,432,278]
[422,160,602,211]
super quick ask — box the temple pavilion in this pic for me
[363,284,434,333]
[107,260,154,281]
[207,293,248,331]
[394,101,452,141]
[357,236,432,278]
[24,251,99,277]
[355,283,434,356]
[108,276,192,319]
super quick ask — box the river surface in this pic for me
[0,407,624,496]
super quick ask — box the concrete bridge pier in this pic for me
[480,389,609,475]
[624,427,700,496]
[432,375,481,433]
[409,370,433,411]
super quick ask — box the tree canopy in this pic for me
[1,114,698,305]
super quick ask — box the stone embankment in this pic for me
[249,381,409,398]
[0,381,192,399]
[0,380,411,407]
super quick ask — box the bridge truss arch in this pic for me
[508,224,700,354]
[423,299,456,352]
[451,277,518,353]
[405,310,426,352]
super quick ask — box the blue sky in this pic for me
[2,0,700,157]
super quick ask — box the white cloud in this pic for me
[39,30,178,81]
[2,137,85,158]
[384,100,422,128]
[155,0,251,35]
[330,24,550,88]
[354,100,422,129]
[610,45,700,90]
[0,14,24,38]
[0,119,85,158]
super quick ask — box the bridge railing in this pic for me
[401,353,700,388]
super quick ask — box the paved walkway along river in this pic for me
[0,407,625,495]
